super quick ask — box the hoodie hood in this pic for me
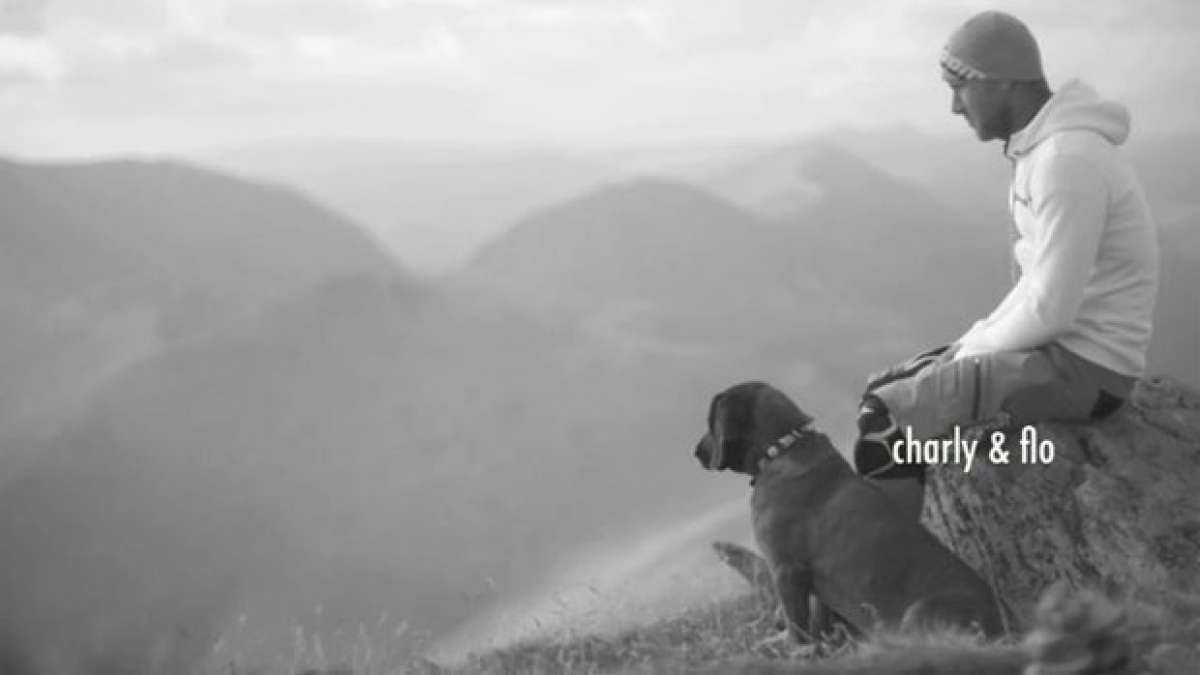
[1007,79,1130,157]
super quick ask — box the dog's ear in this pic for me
[709,389,755,472]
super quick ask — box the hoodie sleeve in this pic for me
[954,284,1021,347]
[956,154,1108,358]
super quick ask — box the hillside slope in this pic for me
[0,157,401,486]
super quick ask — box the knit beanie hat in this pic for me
[941,11,1044,82]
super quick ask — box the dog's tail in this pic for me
[712,541,775,605]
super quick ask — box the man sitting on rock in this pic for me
[852,10,1159,521]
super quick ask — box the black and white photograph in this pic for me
[1,1,1198,673]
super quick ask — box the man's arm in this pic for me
[955,284,1022,348]
[956,155,1109,358]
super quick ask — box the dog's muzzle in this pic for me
[695,433,723,470]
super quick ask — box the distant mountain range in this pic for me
[464,177,800,314]
[467,174,955,405]
[698,139,1010,337]
[209,129,1190,383]
[0,157,412,671]
[203,141,615,276]
[1,127,1195,671]
[0,158,396,306]
[0,158,399,460]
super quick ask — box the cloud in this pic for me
[0,0,48,36]
[0,66,38,86]
[152,34,254,71]
[43,31,255,86]
[269,26,478,86]
[0,35,63,81]
[225,0,407,35]
[43,0,171,33]
[16,0,488,86]
[2,0,1199,157]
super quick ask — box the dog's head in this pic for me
[694,381,814,475]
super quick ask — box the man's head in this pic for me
[940,11,1048,142]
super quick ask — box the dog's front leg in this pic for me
[772,564,815,643]
[809,595,831,639]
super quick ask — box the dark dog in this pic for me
[695,381,1008,642]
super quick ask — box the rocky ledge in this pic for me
[922,376,1200,624]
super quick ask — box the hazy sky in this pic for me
[2,0,1198,158]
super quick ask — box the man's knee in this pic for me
[852,395,928,484]
[853,438,928,484]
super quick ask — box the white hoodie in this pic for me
[955,79,1159,378]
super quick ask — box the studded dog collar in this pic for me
[750,426,835,485]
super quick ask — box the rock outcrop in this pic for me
[921,376,1200,624]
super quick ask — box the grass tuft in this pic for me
[202,582,1200,674]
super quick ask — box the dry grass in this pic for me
[200,582,1200,675]
[201,611,428,675]
[446,593,1020,675]
[443,584,1200,675]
